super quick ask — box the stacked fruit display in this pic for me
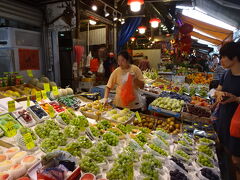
[151,97,184,112]
[28,105,48,121]
[159,91,191,103]
[20,87,38,96]
[187,73,212,84]
[155,117,181,134]
[58,96,81,110]
[143,69,158,80]
[133,114,156,130]
[190,96,210,107]
[0,90,22,99]
[80,100,112,117]
[40,103,56,117]
[15,110,35,125]
[105,108,134,123]
[184,104,211,118]
[48,102,65,113]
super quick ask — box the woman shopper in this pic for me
[214,42,240,180]
[104,51,144,111]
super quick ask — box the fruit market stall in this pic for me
[0,76,221,180]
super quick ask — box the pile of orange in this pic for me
[187,73,212,84]
[191,96,210,107]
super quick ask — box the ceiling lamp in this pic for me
[127,0,144,12]
[89,19,97,25]
[149,18,161,28]
[104,5,109,17]
[138,26,146,34]
[113,11,118,21]
[130,37,136,41]
[91,4,97,11]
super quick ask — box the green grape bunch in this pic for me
[40,138,58,153]
[80,156,100,175]
[86,148,105,163]
[103,132,119,146]
[96,141,112,157]
[64,125,80,139]
[149,144,168,157]
[78,136,93,149]
[49,130,67,146]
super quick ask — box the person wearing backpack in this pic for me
[213,42,240,180]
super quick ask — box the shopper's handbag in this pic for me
[230,104,240,138]
[121,74,136,106]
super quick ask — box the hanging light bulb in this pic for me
[92,4,97,11]
[104,5,109,17]
[149,18,161,28]
[130,37,136,41]
[138,26,146,34]
[113,11,118,21]
[89,19,97,25]
[127,0,144,12]
[121,19,125,24]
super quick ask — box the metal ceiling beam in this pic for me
[82,10,114,25]
[39,0,72,5]
[213,0,240,10]
[145,0,187,2]
[147,3,165,22]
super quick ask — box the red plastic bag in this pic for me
[230,104,240,138]
[120,74,136,106]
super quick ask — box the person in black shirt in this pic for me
[214,42,240,180]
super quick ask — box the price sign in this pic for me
[52,86,59,96]
[36,91,42,102]
[23,133,35,150]
[8,101,16,112]
[5,121,16,137]
[41,90,47,100]
[44,83,50,92]
[135,111,142,122]
[27,70,33,77]
[27,96,30,107]
[49,105,55,118]
[79,119,86,132]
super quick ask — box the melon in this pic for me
[49,81,57,88]
[58,89,64,97]
[61,89,68,96]
[66,88,73,95]
[36,82,44,89]
[28,78,39,86]
[40,77,49,83]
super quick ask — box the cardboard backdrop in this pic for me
[19,49,40,70]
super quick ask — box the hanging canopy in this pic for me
[181,15,233,43]
[190,32,222,45]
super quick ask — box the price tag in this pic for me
[49,105,55,118]
[36,91,42,102]
[79,119,86,132]
[27,96,30,107]
[41,90,47,100]
[52,86,59,96]
[27,70,33,77]
[44,83,50,92]
[135,111,141,122]
[23,133,35,150]
[8,101,16,112]
[5,121,16,137]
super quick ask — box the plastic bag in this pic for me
[230,104,240,138]
[120,74,136,106]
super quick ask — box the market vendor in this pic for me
[104,51,144,111]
